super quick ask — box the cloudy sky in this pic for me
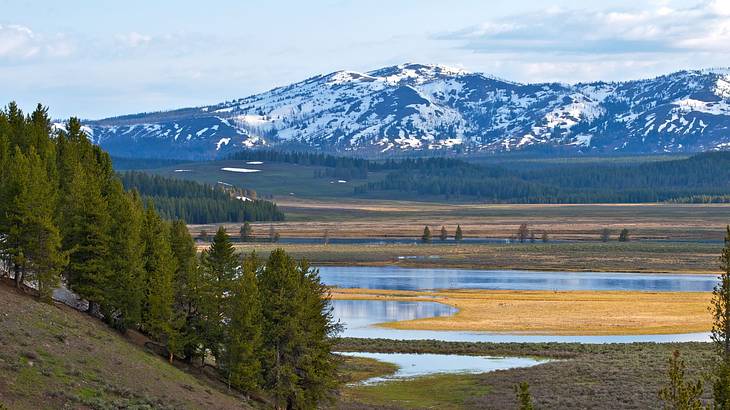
[2,0,729,119]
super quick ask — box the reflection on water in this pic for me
[332,299,457,330]
[337,351,546,384]
[331,299,712,343]
[320,266,717,292]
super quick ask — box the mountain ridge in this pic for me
[78,63,730,159]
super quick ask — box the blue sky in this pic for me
[1,0,729,119]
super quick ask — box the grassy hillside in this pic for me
[0,283,250,410]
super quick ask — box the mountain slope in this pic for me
[0,283,249,410]
[82,64,730,159]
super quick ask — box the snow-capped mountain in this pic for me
[82,63,730,159]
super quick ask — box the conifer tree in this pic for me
[60,162,112,313]
[103,183,145,329]
[515,382,534,410]
[601,228,611,242]
[169,218,203,361]
[658,350,704,410]
[140,202,178,355]
[222,253,263,393]
[240,222,253,242]
[258,249,340,408]
[455,225,463,243]
[440,226,448,241]
[619,228,630,242]
[712,225,730,406]
[199,226,239,359]
[422,226,432,243]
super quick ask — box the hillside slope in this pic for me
[0,284,249,410]
[82,64,730,159]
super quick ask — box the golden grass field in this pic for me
[330,288,713,335]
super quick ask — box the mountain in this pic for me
[79,64,730,159]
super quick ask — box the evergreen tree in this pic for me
[221,253,263,393]
[712,226,730,407]
[101,182,145,328]
[601,228,611,242]
[517,224,529,243]
[455,225,463,243]
[422,226,432,243]
[2,147,66,298]
[515,382,534,410]
[140,202,178,356]
[169,218,203,361]
[658,350,704,410]
[541,231,549,243]
[619,228,630,242]
[60,162,112,313]
[258,249,341,409]
[240,222,253,242]
[199,226,239,360]
[440,226,448,241]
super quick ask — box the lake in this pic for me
[319,266,717,292]
[337,351,547,384]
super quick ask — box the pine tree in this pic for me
[222,253,262,393]
[517,224,529,243]
[658,350,704,410]
[169,218,203,361]
[712,226,730,406]
[619,228,630,242]
[60,161,112,313]
[515,382,534,410]
[103,183,145,329]
[440,226,448,241]
[240,222,253,242]
[258,249,340,409]
[422,226,431,243]
[455,225,463,243]
[601,228,611,242]
[140,202,178,355]
[541,231,549,243]
[199,226,239,360]
[3,147,66,298]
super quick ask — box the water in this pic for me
[330,299,711,343]
[319,266,717,292]
[337,351,546,384]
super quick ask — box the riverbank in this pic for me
[330,288,713,335]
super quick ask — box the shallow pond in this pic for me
[337,351,546,384]
[319,266,717,292]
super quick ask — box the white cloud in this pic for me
[115,32,152,48]
[437,1,730,54]
[0,24,74,61]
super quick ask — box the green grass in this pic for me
[0,283,250,410]
[143,159,388,199]
[346,373,490,409]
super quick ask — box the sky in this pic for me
[1,0,730,119]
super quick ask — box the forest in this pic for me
[119,171,285,223]
[0,102,339,408]
[353,153,730,202]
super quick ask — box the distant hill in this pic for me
[0,283,250,410]
[77,64,730,159]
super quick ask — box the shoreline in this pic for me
[330,288,713,336]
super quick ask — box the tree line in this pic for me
[352,153,730,203]
[120,171,285,224]
[0,102,339,408]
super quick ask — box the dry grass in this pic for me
[224,242,721,274]
[331,288,713,335]
[193,200,730,242]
